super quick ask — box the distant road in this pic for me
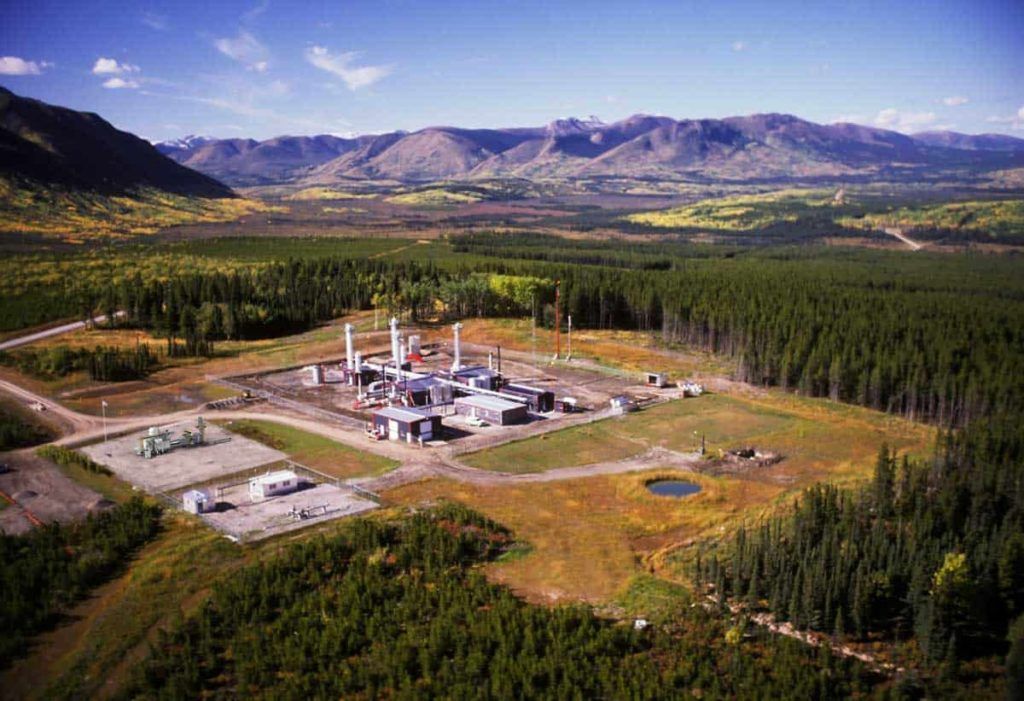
[0,313,125,352]
[882,227,923,251]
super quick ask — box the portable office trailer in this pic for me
[249,469,301,501]
[182,489,213,514]
[372,406,442,442]
[502,383,555,413]
[454,395,528,425]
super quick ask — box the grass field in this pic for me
[218,418,398,479]
[395,390,932,604]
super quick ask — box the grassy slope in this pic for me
[838,198,1024,241]
[0,178,275,243]
[219,418,398,479]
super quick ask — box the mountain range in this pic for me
[0,87,232,197]
[156,114,1024,187]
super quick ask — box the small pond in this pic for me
[646,480,702,498]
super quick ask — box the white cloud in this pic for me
[732,41,747,52]
[141,11,168,30]
[873,108,937,132]
[830,114,868,125]
[986,107,1024,131]
[92,57,140,75]
[304,46,392,90]
[103,77,140,89]
[0,56,51,75]
[942,96,968,107]
[215,30,269,71]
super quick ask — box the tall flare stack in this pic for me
[390,317,402,386]
[344,323,355,373]
[452,322,463,371]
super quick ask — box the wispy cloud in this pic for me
[873,108,936,132]
[92,57,140,75]
[986,106,1024,131]
[731,41,747,52]
[141,11,168,30]
[103,77,140,89]
[0,56,52,75]
[942,96,968,107]
[305,46,392,90]
[830,114,868,125]
[215,30,269,72]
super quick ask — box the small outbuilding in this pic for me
[372,406,442,442]
[610,395,637,414]
[249,469,300,501]
[502,383,555,413]
[644,372,669,388]
[454,395,528,426]
[182,488,214,514]
[556,396,579,413]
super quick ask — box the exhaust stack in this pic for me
[390,317,401,386]
[344,323,355,372]
[452,322,463,372]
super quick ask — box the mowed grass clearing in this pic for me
[394,390,933,604]
[218,418,398,480]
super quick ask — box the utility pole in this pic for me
[553,280,561,361]
[101,400,108,443]
[567,314,572,361]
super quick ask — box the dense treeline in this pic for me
[128,504,875,699]
[4,237,1023,426]
[699,417,1024,692]
[0,343,155,381]
[0,404,52,451]
[37,444,113,475]
[0,497,162,665]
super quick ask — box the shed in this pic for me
[249,469,300,501]
[610,395,637,414]
[556,396,579,413]
[502,383,555,413]
[454,395,528,426]
[372,406,442,442]
[644,371,669,388]
[182,489,213,514]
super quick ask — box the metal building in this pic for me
[454,395,528,425]
[372,406,442,442]
[502,383,555,413]
[182,489,214,514]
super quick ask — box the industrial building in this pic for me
[451,366,501,391]
[371,406,442,442]
[454,395,528,425]
[182,489,214,514]
[249,469,301,501]
[502,383,555,413]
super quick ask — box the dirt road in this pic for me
[0,313,125,352]
[882,227,923,251]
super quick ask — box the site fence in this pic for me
[208,376,366,429]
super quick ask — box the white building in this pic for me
[182,489,213,514]
[249,469,300,501]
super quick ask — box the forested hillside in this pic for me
[127,504,875,699]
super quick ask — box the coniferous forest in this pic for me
[126,504,875,700]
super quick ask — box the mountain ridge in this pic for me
[150,113,1024,186]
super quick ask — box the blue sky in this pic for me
[1,0,1022,141]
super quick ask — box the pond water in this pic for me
[646,480,702,498]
